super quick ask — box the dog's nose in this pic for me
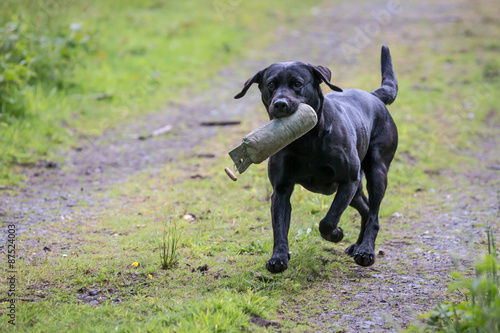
[273,99,289,113]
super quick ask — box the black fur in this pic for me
[235,45,398,273]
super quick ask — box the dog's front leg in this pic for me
[266,184,294,273]
[319,178,360,243]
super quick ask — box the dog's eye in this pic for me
[267,82,275,89]
[294,81,303,88]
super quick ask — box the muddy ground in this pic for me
[1,0,499,331]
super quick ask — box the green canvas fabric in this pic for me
[229,104,318,173]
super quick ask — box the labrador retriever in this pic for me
[234,45,398,273]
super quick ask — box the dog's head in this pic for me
[234,62,342,119]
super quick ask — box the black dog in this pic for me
[234,45,398,273]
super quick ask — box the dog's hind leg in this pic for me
[352,143,396,266]
[345,181,370,257]
[353,163,386,266]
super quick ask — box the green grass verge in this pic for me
[0,0,322,185]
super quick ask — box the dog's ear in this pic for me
[234,70,264,99]
[309,64,343,92]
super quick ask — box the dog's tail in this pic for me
[371,45,397,105]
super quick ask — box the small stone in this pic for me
[89,289,99,296]
[83,296,94,302]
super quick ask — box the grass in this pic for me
[158,217,181,270]
[1,0,500,331]
[14,290,274,332]
[0,0,322,185]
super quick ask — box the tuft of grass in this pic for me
[158,216,181,270]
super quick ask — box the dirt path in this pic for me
[1,0,499,331]
[2,0,408,227]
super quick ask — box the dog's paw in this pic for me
[353,248,376,267]
[344,244,359,257]
[266,254,290,273]
[320,227,344,243]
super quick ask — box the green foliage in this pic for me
[0,18,33,119]
[414,229,500,333]
[0,16,93,122]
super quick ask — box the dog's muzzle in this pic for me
[270,98,298,118]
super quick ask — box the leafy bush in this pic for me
[414,229,500,333]
[0,16,94,122]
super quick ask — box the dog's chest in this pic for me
[279,132,358,195]
[292,148,352,195]
[297,162,340,195]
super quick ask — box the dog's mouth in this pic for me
[269,98,300,119]
[269,110,294,119]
